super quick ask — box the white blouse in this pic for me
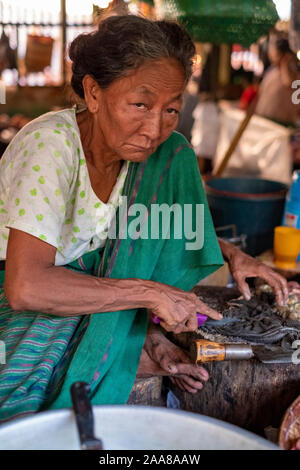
[0,108,129,265]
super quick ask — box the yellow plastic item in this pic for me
[274,226,300,270]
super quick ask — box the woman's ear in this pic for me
[82,75,101,114]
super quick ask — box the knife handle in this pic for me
[190,340,254,364]
[70,381,103,450]
[152,313,207,327]
[190,339,226,363]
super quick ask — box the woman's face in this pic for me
[91,58,186,162]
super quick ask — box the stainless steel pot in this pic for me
[0,405,279,450]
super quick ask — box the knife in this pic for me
[190,339,293,364]
[70,381,103,450]
[153,313,208,327]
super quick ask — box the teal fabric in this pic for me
[49,132,223,410]
[0,131,223,421]
[0,250,102,423]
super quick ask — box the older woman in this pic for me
[0,15,287,422]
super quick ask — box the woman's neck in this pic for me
[75,107,122,203]
[75,108,121,175]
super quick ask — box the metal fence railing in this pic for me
[0,0,94,86]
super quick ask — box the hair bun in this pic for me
[69,33,89,64]
[68,15,195,100]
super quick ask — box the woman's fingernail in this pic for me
[168,364,178,374]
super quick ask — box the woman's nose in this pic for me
[141,112,162,142]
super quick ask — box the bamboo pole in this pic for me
[213,97,258,178]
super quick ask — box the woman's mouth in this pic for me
[128,144,152,151]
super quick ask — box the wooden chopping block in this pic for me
[166,286,300,436]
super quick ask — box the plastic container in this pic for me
[282,170,300,260]
[205,177,288,256]
[274,226,300,269]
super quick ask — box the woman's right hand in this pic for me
[148,282,222,334]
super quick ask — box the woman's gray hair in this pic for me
[69,15,195,99]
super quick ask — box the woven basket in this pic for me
[159,0,279,46]
[25,35,54,73]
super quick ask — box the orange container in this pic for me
[25,35,54,73]
[274,226,300,269]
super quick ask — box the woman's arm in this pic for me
[218,237,288,305]
[4,229,221,332]
[5,229,156,315]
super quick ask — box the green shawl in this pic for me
[0,132,223,421]
[49,132,223,409]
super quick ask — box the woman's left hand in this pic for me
[227,246,289,306]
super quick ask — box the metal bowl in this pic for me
[0,406,279,450]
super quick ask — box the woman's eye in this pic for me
[166,108,179,115]
[134,103,146,109]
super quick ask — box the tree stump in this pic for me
[168,286,300,436]
[127,376,165,407]
[166,360,300,436]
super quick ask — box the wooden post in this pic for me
[60,0,67,85]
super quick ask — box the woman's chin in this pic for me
[121,148,154,162]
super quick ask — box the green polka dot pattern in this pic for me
[0,109,129,265]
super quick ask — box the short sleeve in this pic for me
[5,128,75,247]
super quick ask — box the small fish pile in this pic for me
[257,282,300,322]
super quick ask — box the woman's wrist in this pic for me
[109,278,159,310]
[218,237,239,263]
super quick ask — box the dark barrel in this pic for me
[205,177,288,256]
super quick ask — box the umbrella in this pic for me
[158,0,279,46]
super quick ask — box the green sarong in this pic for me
[0,132,223,422]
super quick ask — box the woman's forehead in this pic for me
[108,58,186,98]
[133,85,182,101]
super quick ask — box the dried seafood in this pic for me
[257,282,300,322]
[197,282,300,359]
